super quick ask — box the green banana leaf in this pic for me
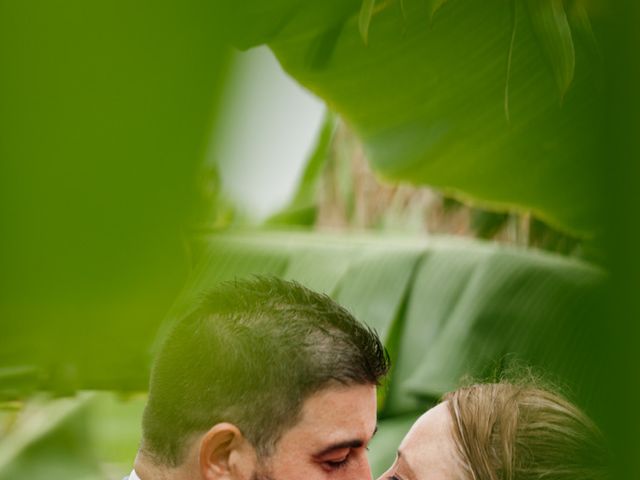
[224,0,605,236]
[383,242,606,415]
[162,232,605,412]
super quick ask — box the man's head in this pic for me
[139,277,389,479]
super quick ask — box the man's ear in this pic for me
[199,423,256,480]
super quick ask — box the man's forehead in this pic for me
[300,383,377,413]
[292,383,377,440]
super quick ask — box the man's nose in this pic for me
[354,455,373,480]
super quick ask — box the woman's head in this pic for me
[379,383,609,480]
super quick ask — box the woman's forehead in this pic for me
[404,402,452,444]
[398,402,460,480]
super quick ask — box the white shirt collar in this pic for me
[129,470,141,480]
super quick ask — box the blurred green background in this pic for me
[1,0,637,478]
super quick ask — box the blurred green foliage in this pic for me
[0,0,230,392]
[0,393,146,480]
[0,394,101,480]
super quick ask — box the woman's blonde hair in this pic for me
[443,383,609,480]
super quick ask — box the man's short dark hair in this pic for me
[141,276,390,466]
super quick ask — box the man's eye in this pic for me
[324,456,350,470]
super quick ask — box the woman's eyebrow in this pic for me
[396,450,418,480]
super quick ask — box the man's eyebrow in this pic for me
[313,425,379,457]
[313,439,364,457]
